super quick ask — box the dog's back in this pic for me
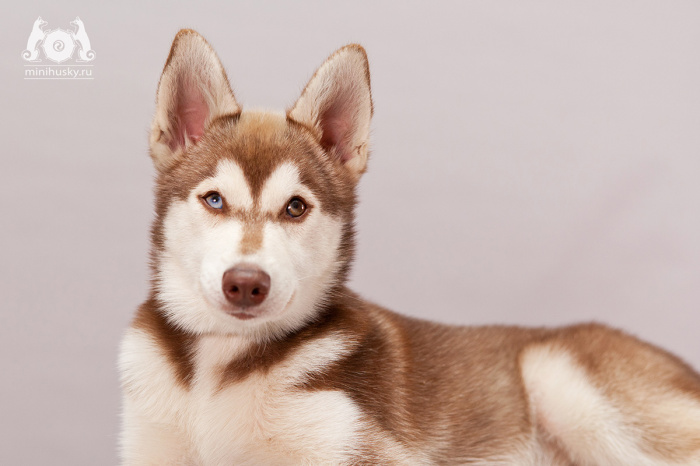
[119,30,700,465]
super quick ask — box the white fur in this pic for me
[191,332,360,464]
[258,162,309,212]
[203,158,254,210]
[121,326,374,464]
[520,345,692,465]
[156,159,344,341]
[119,329,193,464]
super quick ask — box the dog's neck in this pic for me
[134,285,366,389]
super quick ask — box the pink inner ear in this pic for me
[319,92,355,163]
[171,81,209,150]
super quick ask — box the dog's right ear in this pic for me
[149,29,240,172]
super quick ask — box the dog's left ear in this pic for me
[288,45,373,181]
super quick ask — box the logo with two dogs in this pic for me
[22,17,95,79]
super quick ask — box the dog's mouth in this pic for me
[225,310,258,320]
[222,291,296,321]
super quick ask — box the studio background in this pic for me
[1,1,698,464]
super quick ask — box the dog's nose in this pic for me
[221,266,271,308]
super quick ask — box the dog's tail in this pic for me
[79,50,96,61]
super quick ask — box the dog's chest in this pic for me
[147,332,363,464]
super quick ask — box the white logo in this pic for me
[22,17,95,80]
[21,17,47,61]
[42,29,75,63]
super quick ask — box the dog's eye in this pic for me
[286,197,307,218]
[204,192,224,209]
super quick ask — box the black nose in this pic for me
[221,266,271,308]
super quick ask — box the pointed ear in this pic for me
[288,44,373,180]
[150,29,240,172]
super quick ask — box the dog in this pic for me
[70,17,95,62]
[119,29,700,465]
[21,17,47,62]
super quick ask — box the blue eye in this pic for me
[204,192,223,209]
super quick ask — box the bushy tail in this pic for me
[76,49,96,62]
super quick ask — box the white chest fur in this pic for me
[120,329,365,465]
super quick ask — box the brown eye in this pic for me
[286,197,307,218]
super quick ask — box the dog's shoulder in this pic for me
[121,297,197,386]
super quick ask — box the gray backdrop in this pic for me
[1,1,698,464]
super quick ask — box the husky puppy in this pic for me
[119,30,700,465]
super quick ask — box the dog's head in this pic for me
[148,30,372,340]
